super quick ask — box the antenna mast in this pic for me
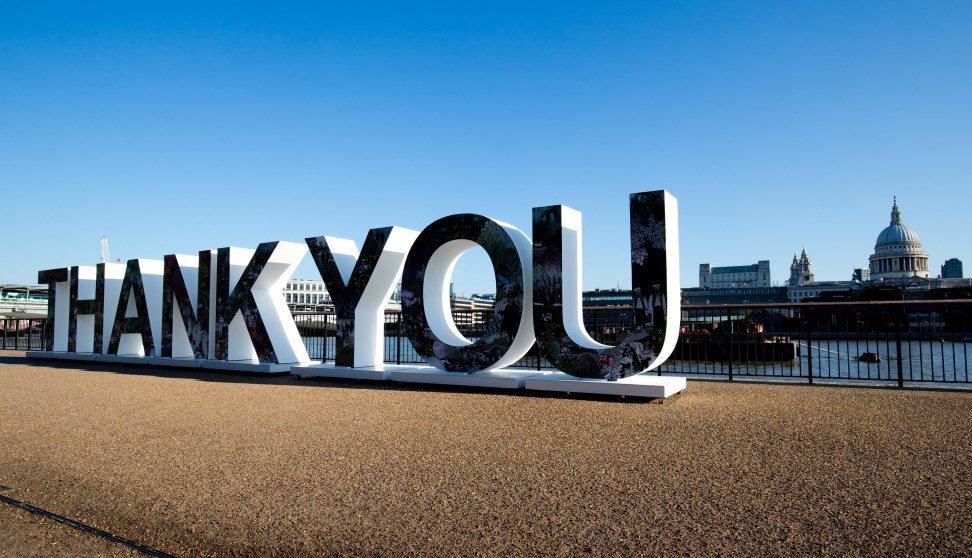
[99,235,110,263]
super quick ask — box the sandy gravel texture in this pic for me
[0,351,970,557]
[0,504,137,557]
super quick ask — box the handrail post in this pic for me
[592,308,599,343]
[396,312,403,365]
[806,309,813,384]
[896,306,904,387]
[323,313,329,362]
[726,308,733,381]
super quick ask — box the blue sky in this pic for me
[2,1,970,294]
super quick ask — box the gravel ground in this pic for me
[0,504,137,557]
[1,351,970,557]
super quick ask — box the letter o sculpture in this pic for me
[401,214,534,372]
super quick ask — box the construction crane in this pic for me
[99,235,110,264]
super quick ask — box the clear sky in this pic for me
[2,1,970,294]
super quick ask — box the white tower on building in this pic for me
[99,235,110,264]
[788,247,814,286]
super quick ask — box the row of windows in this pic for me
[702,275,769,285]
[286,282,327,292]
[789,284,857,301]
[703,274,757,280]
[286,293,330,304]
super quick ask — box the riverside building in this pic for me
[450,293,496,330]
[0,284,49,316]
[687,260,784,306]
[699,261,771,288]
[784,247,854,302]
[284,279,333,311]
[942,258,963,279]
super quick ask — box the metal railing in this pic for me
[292,310,549,369]
[12,300,972,387]
[659,300,972,386]
[298,301,972,386]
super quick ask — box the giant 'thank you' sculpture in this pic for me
[31,190,685,398]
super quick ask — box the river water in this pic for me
[654,338,971,383]
[302,336,972,383]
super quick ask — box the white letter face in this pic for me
[306,227,419,368]
[532,190,681,379]
[214,242,310,365]
[401,214,534,373]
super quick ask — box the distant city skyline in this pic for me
[693,196,959,289]
[8,192,964,295]
[2,3,970,293]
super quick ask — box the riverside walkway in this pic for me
[1,351,970,556]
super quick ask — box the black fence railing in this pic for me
[295,301,972,386]
[292,310,549,369]
[661,301,972,385]
[10,300,972,387]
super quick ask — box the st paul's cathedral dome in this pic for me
[868,197,929,280]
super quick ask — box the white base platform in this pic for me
[90,354,156,365]
[147,357,204,368]
[24,351,686,399]
[200,360,293,374]
[389,367,547,390]
[524,372,686,399]
[291,362,411,381]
